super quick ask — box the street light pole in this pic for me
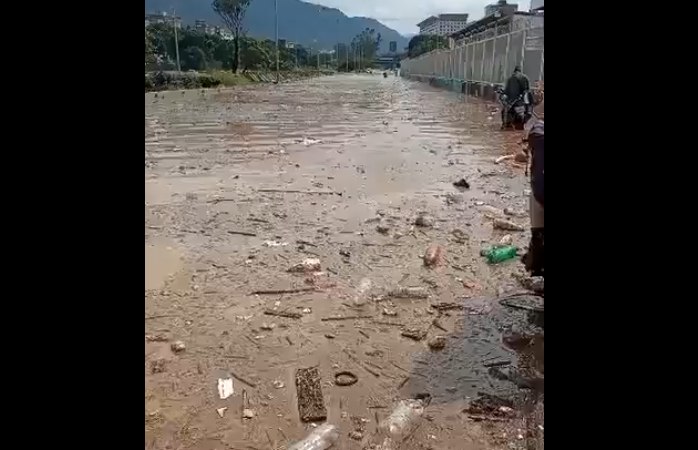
[172,9,181,72]
[274,0,280,82]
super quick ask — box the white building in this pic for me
[145,12,181,29]
[417,14,469,36]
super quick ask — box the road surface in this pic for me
[145,74,543,450]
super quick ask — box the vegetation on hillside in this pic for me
[408,34,449,58]
[145,23,383,74]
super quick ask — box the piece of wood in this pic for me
[231,371,258,388]
[321,315,373,321]
[295,367,327,423]
[264,310,303,319]
[228,230,257,237]
[252,287,317,295]
[258,189,337,195]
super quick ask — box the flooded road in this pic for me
[145,74,542,450]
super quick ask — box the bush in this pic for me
[145,71,222,91]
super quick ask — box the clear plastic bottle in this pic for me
[288,424,340,450]
[380,399,425,436]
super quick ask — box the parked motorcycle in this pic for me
[495,87,533,130]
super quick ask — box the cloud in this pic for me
[308,0,523,35]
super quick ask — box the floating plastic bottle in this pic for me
[287,424,340,450]
[484,245,518,264]
[374,398,426,449]
[381,399,425,436]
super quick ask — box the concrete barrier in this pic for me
[402,74,501,102]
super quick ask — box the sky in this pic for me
[308,0,526,35]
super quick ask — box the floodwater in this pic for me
[145,74,542,450]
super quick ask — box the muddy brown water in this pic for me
[145,74,541,449]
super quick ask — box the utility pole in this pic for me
[345,44,349,72]
[172,9,181,72]
[274,0,280,82]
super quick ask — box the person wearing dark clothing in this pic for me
[501,66,531,129]
[504,66,530,100]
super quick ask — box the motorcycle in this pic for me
[495,87,533,130]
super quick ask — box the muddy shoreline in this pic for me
[145,74,542,449]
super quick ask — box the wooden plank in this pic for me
[295,367,327,423]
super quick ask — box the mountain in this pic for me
[145,0,409,53]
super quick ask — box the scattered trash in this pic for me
[480,205,505,217]
[287,423,340,450]
[339,249,351,258]
[453,178,470,189]
[334,371,359,386]
[428,336,446,350]
[504,207,527,217]
[388,286,428,299]
[296,367,327,422]
[465,392,514,418]
[401,328,427,341]
[353,278,373,306]
[499,234,513,245]
[288,258,322,273]
[145,333,168,342]
[218,377,234,400]
[150,358,168,374]
[216,407,227,418]
[264,240,288,247]
[260,323,276,331]
[451,229,468,243]
[302,137,322,146]
[483,245,519,264]
[376,224,390,234]
[493,218,525,232]
[445,193,464,205]
[349,430,364,440]
[495,154,515,164]
[379,398,426,439]
[325,333,336,339]
[170,340,186,353]
[414,214,435,228]
[273,380,285,389]
[382,308,398,317]
[423,244,443,267]
[242,408,256,419]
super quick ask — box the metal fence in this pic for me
[401,21,544,85]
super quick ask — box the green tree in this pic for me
[181,46,208,71]
[212,0,251,74]
[145,28,157,67]
[407,34,448,58]
[239,37,272,72]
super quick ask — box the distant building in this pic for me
[145,12,182,29]
[191,20,233,40]
[484,1,519,18]
[530,0,544,11]
[417,14,469,36]
[449,10,543,45]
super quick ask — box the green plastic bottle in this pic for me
[484,245,519,264]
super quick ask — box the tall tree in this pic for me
[212,0,251,73]
[407,34,448,58]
